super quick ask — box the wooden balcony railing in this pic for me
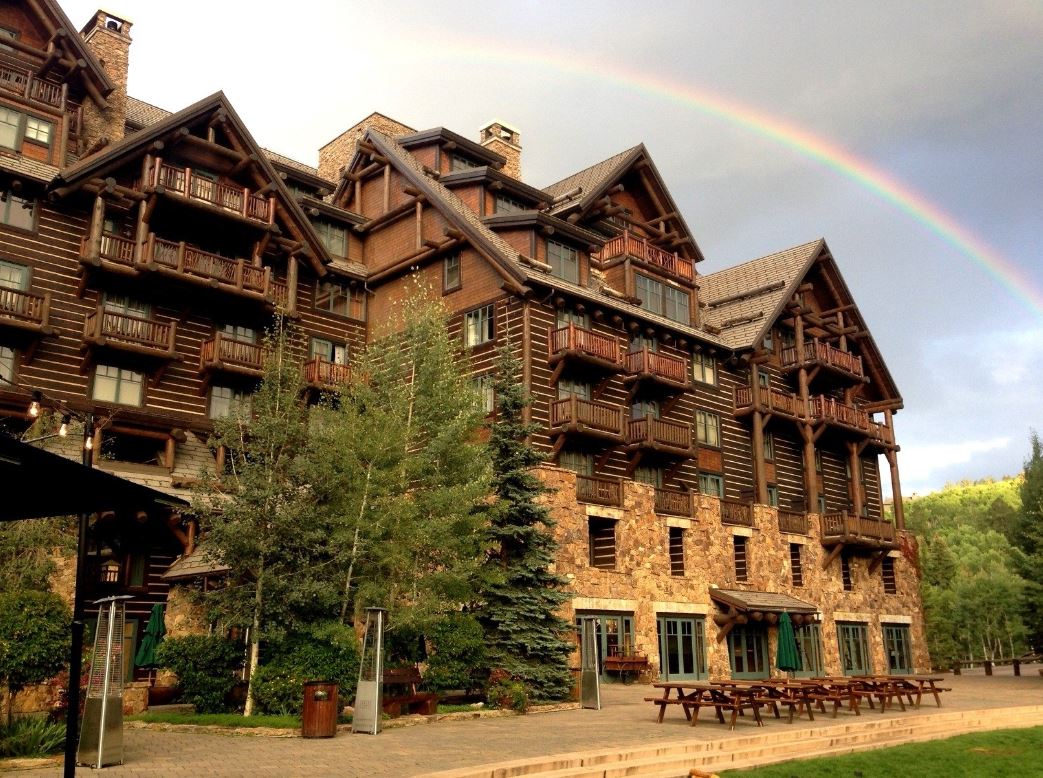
[549,396,625,439]
[199,334,264,376]
[655,487,692,517]
[778,509,809,535]
[624,347,688,386]
[734,386,805,420]
[98,232,135,266]
[148,235,271,296]
[83,306,176,357]
[720,498,754,527]
[548,324,621,368]
[821,512,896,546]
[597,230,694,282]
[781,339,864,379]
[0,286,51,333]
[303,357,352,387]
[151,160,273,224]
[626,417,693,453]
[0,62,64,108]
[575,474,622,507]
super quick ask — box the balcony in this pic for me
[549,396,625,442]
[720,498,754,527]
[576,474,622,507]
[808,396,894,447]
[733,386,805,422]
[625,417,694,457]
[199,334,265,379]
[778,509,809,535]
[623,348,689,391]
[596,230,694,282]
[303,357,352,389]
[149,160,273,225]
[82,305,177,362]
[0,287,52,337]
[781,340,865,383]
[655,487,692,517]
[821,512,897,549]
[547,324,622,373]
[0,62,64,109]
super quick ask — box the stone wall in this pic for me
[317,112,415,185]
[80,11,132,151]
[539,465,929,679]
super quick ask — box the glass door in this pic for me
[837,622,872,676]
[883,624,913,674]
[728,624,769,679]
[794,623,823,678]
[576,612,634,678]
[656,616,707,680]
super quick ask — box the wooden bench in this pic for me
[382,666,438,717]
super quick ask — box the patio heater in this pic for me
[78,595,134,768]
[353,607,386,735]
[580,617,601,710]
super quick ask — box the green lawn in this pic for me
[721,727,1043,777]
[127,712,301,729]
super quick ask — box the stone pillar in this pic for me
[480,121,522,180]
[80,10,132,150]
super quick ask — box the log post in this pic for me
[286,255,299,316]
[848,442,864,518]
[752,410,768,505]
[885,446,906,530]
[88,194,105,261]
[802,425,818,512]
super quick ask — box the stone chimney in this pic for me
[318,112,415,186]
[80,10,132,151]
[479,121,521,180]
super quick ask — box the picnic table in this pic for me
[853,675,950,708]
[645,681,771,730]
[711,680,818,724]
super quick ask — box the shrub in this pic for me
[0,590,70,720]
[154,635,241,713]
[424,613,486,693]
[485,679,529,713]
[0,716,66,758]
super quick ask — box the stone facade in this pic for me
[80,11,132,151]
[317,112,415,184]
[479,121,522,179]
[539,465,929,680]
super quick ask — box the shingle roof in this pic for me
[261,147,325,181]
[543,145,641,214]
[699,239,824,349]
[0,152,59,183]
[162,543,230,580]
[711,588,819,614]
[125,96,172,129]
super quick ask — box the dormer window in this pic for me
[24,117,53,147]
[494,194,526,215]
[548,240,579,284]
[450,154,481,173]
[314,219,348,259]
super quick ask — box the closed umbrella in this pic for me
[776,611,801,677]
[134,603,166,683]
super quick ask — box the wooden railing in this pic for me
[575,474,622,507]
[550,396,625,436]
[626,417,692,450]
[597,230,694,281]
[778,509,809,535]
[624,347,688,384]
[734,386,804,419]
[98,233,135,266]
[548,324,621,366]
[147,235,271,296]
[655,488,691,517]
[0,62,64,108]
[720,498,754,527]
[0,286,49,329]
[83,307,175,354]
[809,396,869,432]
[152,161,272,224]
[199,334,264,374]
[781,340,864,379]
[303,357,352,387]
[821,512,896,544]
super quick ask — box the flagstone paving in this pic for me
[10,666,1042,778]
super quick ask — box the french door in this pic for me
[883,624,913,674]
[837,622,872,676]
[793,623,824,678]
[728,624,769,679]
[656,616,707,680]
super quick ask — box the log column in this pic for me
[847,442,863,517]
[88,194,105,261]
[884,409,905,529]
[286,255,299,316]
[795,313,818,510]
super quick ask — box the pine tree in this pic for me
[1015,430,1043,649]
[479,345,573,702]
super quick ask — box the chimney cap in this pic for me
[83,9,133,36]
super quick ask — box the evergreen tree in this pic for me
[1014,430,1043,649]
[478,345,573,702]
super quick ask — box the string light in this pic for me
[84,433,94,451]
[59,415,71,437]
[28,390,42,418]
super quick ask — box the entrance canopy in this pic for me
[710,588,818,615]
[0,434,188,521]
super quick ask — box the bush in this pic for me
[0,716,65,758]
[0,590,70,716]
[155,635,241,713]
[250,622,360,716]
[424,613,486,693]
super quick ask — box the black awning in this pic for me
[0,434,188,521]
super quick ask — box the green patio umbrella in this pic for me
[134,603,166,682]
[776,611,801,676]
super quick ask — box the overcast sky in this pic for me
[62,1,1043,496]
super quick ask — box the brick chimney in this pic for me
[80,10,132,150]
[318,112,415,186]
[479,121,521,180]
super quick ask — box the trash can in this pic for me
[301,681,339,738]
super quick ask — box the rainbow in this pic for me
[405,41,1043,320]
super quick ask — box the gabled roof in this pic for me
[125,96,172,130]
[398,127,505,168]
[544,145,641,211]
[441,165,549,205]
[38,0,115,98]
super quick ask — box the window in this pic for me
[472,373,495,414]
[634,466,663,487]
[314,220,348,259]
[123,552,148,590]
[699,472,724,498]
[555,307,588,329]
[0,259,28,290]
[315,281,365,320]
[635,273,690,324]
[814,448,822,473]
[696,411,720,447]
[817,495,826,514]
[838,622,872,676]
[464,304,495,346]
[882,556,897,594]
[0,345,14,383]
[209,385,252,419]
[781,328,796,351]
[841,555,853,591]
[630,398,659,420]
[92,365,143,406]
[557,378,591,400]
[630,333,657,352]
[669,527,684,576]
[547,240,579,284]
[450,154,480,172]
[693,351,716,385]
[588,518,616,570]
[790,543,804,587]
[733,535,748,582]
[494,194,526,215]
[763,432,774,461]
[0,107,19,149]
[762,330,774,352]
[767,484,779,507]
[845,458,852,480]
[310,338,347,364]
[859,458,868,484]
[24,116,52,146]
[443,254,461,291]
[0,193,35,231]
[559,449,592,475]
[883,624,913,674]
[103,294,149,319]
[757,370,770,388]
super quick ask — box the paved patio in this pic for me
[10,666,1043,778]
